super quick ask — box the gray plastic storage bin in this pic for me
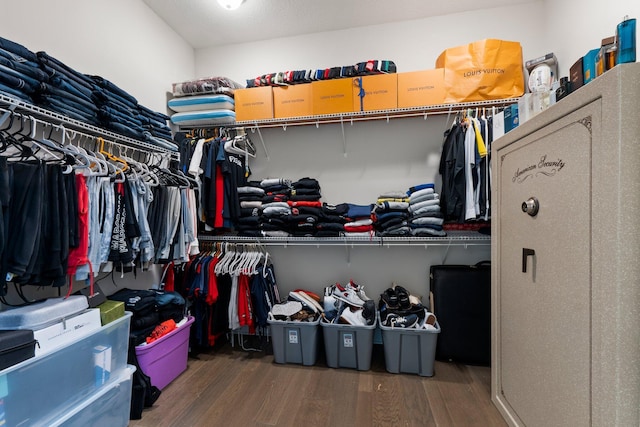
[267,317,320,366]
[379,317,440,377]
[321,316,376,371]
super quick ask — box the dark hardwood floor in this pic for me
[129,338,507,427]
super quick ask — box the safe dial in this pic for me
[521,197,539,216]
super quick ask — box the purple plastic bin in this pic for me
[135,316,194,390]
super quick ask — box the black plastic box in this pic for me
[0,329,37,371]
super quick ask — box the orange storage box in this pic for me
[312,79,354,115]
[352,74,398,112]
[273,84,313,118]
[235,86,273,121]
[397,70,446,108]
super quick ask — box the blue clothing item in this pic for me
[90,75,138,106]
[0,54,48,84]
[155,290,185,307]
[375,211,409,221]
[0,62,40,91]
[407,183,435,195]
[37,51,95,91]
[138,104,169,122]
[38,83,97,112]
[38,95,98,123]
[92,86,137,110]
[50,74,94,100]
[346,203,374,219]
[107,121,145,140]
[143,132,178,151]
[0,36,37,62]
[98,107,143,127]
[0,68,37,94]
[0,82,32,102]
[98,178,115,265]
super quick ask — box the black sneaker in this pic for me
[362,300,376,326]
[385,313,419,328]
[394,285,411,310]
[380,288,399,310]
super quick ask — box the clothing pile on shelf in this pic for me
[235,177,325,237]
[246,59,397,87]
[0,35,176,151]
[343,203,375,237]
[372,191,410,236]
[378,284,437,330]
[407,183,446,237]
[439,112,493,223]
[322,280,376,326]
[168,76,243,127]
[163,244,279,350]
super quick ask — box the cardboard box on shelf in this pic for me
[312,79,354,115]
[397,69,445,108]
[352,74,398,111]
[273,84,313,118]
[235,86,274,121]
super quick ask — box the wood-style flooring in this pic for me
[129,338,507,427]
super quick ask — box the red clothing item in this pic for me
[214,165,224,228]
[237,274,254,334]
[67,174,89,276]
[163,263,175,292]
[66,174,93,297]
[146,319,177,344]
[205,257,219,306]
[287,200,322,208]
[343,225,373,232]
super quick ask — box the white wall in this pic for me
[0,0,195,112]
[196,2,548,85]
[546,0,640,77]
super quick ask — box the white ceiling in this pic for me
[143,0,535,49]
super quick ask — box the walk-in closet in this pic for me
[0,1,638,426]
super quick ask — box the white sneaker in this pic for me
[333,282,365,307]
[339,307,367,326]
[347,280,371,301]
[417,309,437,329]
[271,301,303,319]
[289,291,324,313]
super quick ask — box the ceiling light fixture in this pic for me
[217,0,244,10]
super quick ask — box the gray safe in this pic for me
[491,63,640,426]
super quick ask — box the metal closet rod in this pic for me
[0,93,178,159]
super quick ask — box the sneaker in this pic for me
[417,310,437,329]
[380,287,399,310]
[362,300,376,325]
[271,301,303,320]
[289,291,324,313]
[393,284,411,310]
[332,282,365,307]
[385,313,419,328]
[347,280,370,301]
[290,310,314,322]
[323,294,338,320]
[339,306,367,326]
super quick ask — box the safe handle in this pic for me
[522,248,535,273]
